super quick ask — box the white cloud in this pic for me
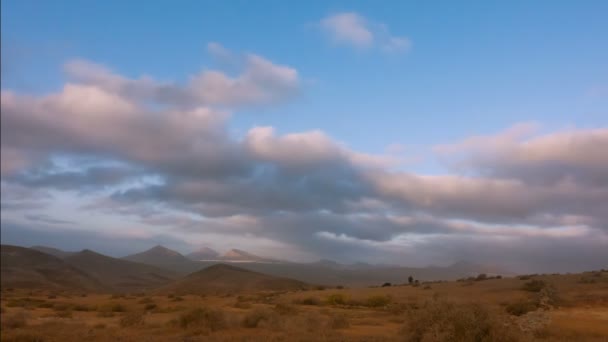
[319,12,412,53]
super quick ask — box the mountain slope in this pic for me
[123,245,204,274]
[220,249,278,262]
[1,245,106,291]
[186,247,219,261]
[65,249,177,292]
[159,264,309,295]
[30,245,75,259]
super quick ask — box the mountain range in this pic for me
[1,244,511,293]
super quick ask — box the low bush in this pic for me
[111,303,126,312]
[505,300,537,316]
[403,300,520,342]
[522,280,546,292]
[54,309,72,318]
[295,297,320,305]
[366,295,392,307]
[242,308,280,328]
[274,303,298,315]
[177,307,226,331]
[328,314,350,329]
[1,311,27,329]
[144,303,157,311]
[119,311,145,328]
[326,293,347,305]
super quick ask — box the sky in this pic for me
[1,0,607,273]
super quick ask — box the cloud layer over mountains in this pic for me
[2,45,607,273]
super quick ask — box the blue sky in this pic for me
[1,1,607,271]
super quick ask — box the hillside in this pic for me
[0,245,106,292]
[30,245,75,259]
[123,245,204,275]
[186,246,219,261]
[65,249,177,293]
[220,249,278,263]
[159,264,309,295]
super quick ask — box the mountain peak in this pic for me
[147,245,181,257]
[186,246,219,261]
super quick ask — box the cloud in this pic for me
[319,12,411,53]
[1,50,606,271]
[64,48,299,108]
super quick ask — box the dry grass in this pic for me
[1,272,606,341]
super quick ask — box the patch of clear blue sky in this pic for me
[2,0,607,174]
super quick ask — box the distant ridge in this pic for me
[31,245,75,259]
[220,249,279,263]
[123,245,205,275]
[66,249,177,292]
[1,245,106,291]
[158,263,309,295]
[186,247,219,261]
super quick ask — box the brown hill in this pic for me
[65,249,177,293]
[30,245,75,258]
[158,264,309,295]
[1,245,106,292]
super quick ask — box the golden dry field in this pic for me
[1,271,607,341]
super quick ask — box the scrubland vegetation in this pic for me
[1,270,607,341]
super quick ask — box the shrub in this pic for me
[54,309,72,318]
[328,314,350,329]
[144,303,157,311]
[178,307,226,331]
[476,273,488,281]
[296,297,320,305]
[138,297,154,304]
[1,332,44,342]
[522,280,546,292]
[403,300,520,342]
[274,303,298,315]
[72,304,90,312]
[2,311,27,329]
[366,295,392,307]
[52,303,71,311]
[505,300,537,316]
[382,282,392,287]
[242,308,280,328]
[326,293,347,305]
[37,302,54,309]
[111,303,126,312]
[119,311,145,327]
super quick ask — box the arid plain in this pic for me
[1,244,607,341]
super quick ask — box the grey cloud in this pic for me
[1,55,607,271]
